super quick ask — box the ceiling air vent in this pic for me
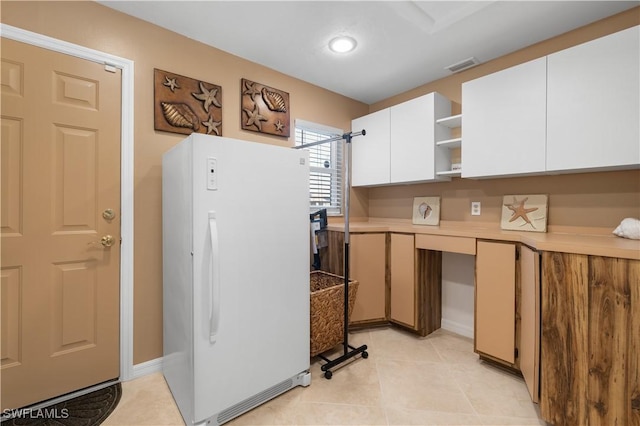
[445,57,480,73]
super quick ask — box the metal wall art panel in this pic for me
[154,69,222,136]
[241,78,290,137]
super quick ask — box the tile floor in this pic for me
[103,327,546,425]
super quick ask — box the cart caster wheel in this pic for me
[362,351,369,359]
[324,370,333,380]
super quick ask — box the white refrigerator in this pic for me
[162,134,311,426]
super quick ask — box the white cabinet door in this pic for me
[352,108,390,186]
[547,26,639,172]
[390,93,451,183]
[462,57,547,178]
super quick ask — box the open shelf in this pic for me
[436,112,462,176]
[436,137,462,149]
[436,114,462,128]
[436,169,462,177]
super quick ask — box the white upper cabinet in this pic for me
[462,57,547,178]
[352,93,452,187]
[461,26,639,179]
[546,26,639,172]
[390,93,451,183]
[352,108,390,187]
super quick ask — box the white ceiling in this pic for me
[99,1,638,104]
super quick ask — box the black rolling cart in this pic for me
[296,130,368,379]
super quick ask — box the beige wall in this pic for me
[3,2,639,365]
[1,1,368,364]
[368,170,640,229]
[364,7,640,228]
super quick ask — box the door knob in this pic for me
[101,235,115,247]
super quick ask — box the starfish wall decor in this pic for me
[240,78,290,137]
[500,194,549,232]
[153,68,223,136]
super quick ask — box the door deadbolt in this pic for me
[102,208,116,220]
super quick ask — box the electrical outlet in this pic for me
[471,201,481,216]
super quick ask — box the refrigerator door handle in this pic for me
[208,211,220,343]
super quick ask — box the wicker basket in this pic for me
[310,271,359,357]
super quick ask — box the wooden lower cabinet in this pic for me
[541,252,640,426]
[322,230,440,335]
[475,240,517,365]
[416,249,442,336]
[519,245,540,403]
[318,230,344,275]
[389,234,442,336]
[390,233,416,328]
[475,242,542,402]
[349,233,387,324]
[320,231,386,325]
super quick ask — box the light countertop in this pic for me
[327,218,640,260]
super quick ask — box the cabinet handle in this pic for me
[208,211,220,344]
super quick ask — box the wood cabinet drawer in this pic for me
[415,234,476,255]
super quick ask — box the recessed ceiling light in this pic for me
[329,36,357,53]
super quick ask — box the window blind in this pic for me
[295,123,343,216]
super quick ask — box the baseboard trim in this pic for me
[131,357,163,380]
[441,319,474,339]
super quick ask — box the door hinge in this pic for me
[515,347,519,359]
[515,247,520,261]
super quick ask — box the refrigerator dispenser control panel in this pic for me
[207,157,217,190]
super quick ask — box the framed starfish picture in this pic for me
[240,78,290,137]
[153,69,222,136]
[501,194,548,232]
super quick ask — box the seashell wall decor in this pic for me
[412,197,441,226]
[154,69,222,136]
[241,78,290,137]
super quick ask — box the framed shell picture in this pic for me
[412,197,440,226]
[501,194,548,232]
[240,78,290,137]
[154,69,222,136]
